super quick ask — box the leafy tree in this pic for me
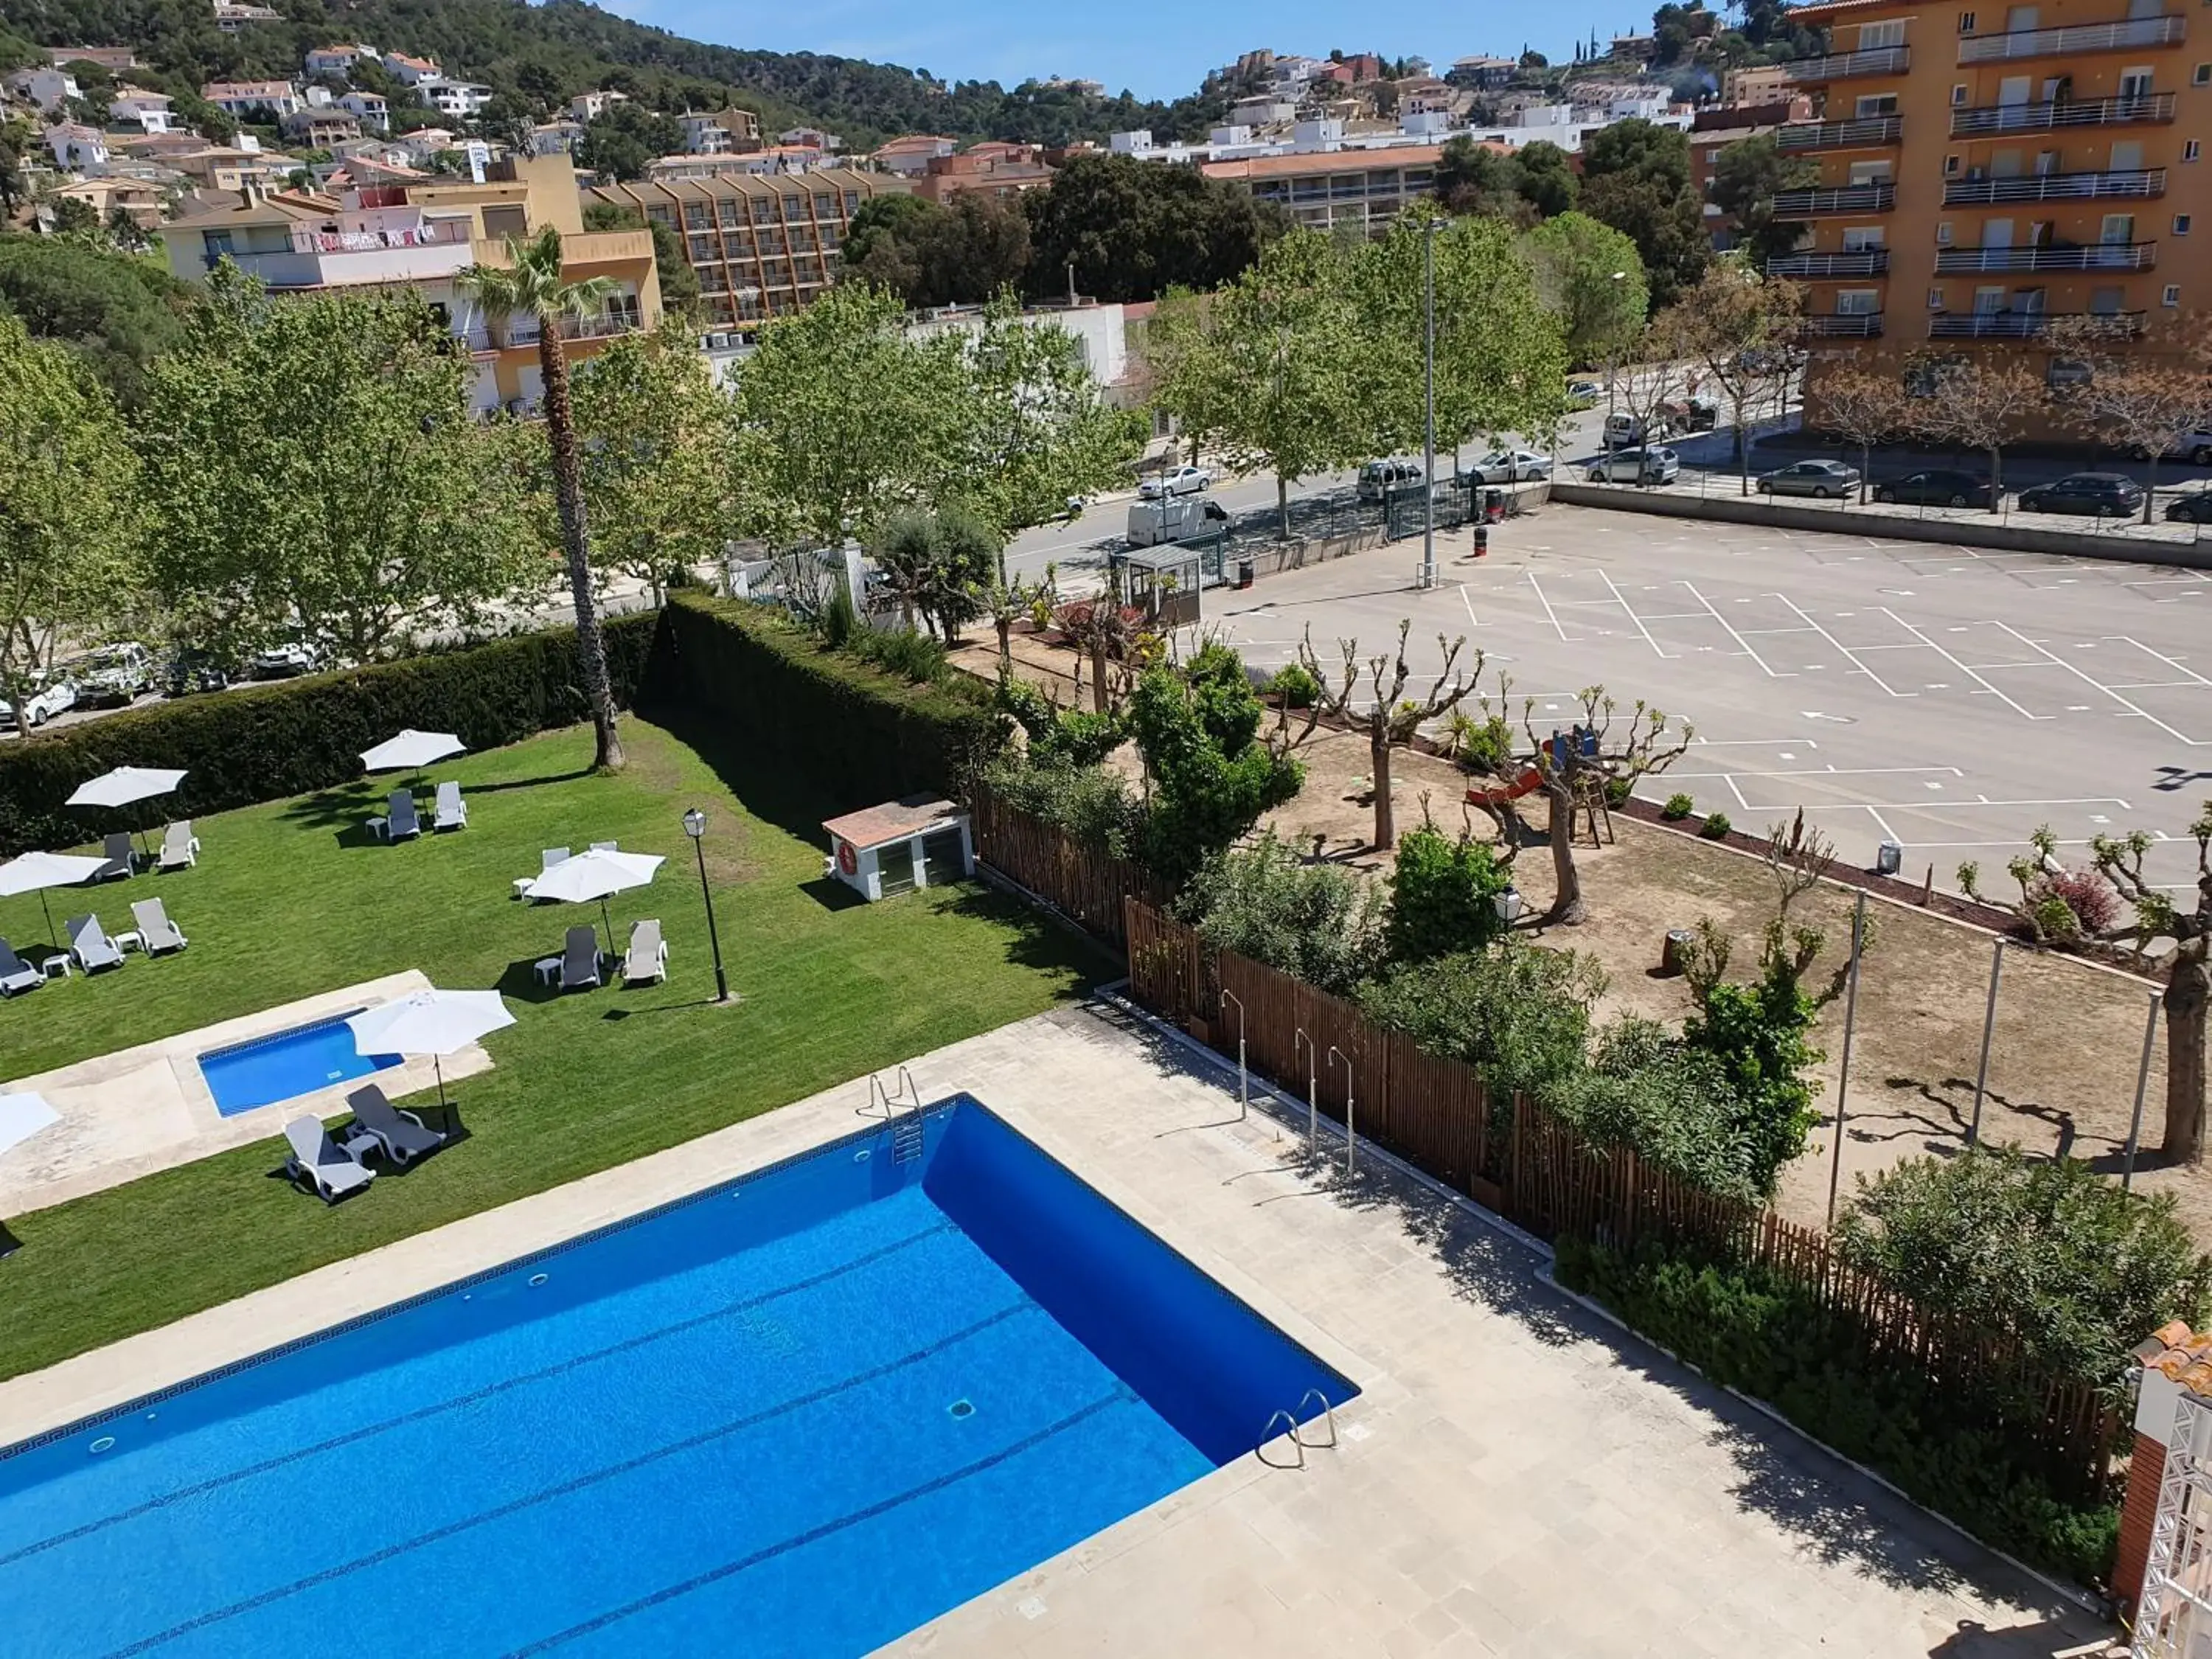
[0,311,142,724]
[2046,314,2212,525]
[1356,939,1605,1101]
[1022,153,1284,304]
[1150,230,1364,537]
[1546,1018,1771,1202]
[866,506,996,640]
[0,234,189,411]
[1652,255,1805,491]
[1709,134,1817,268]
[1817,364,1913,504]
[1301,620,1484,851]
[138,267,534,670]
[1174,832,1387,995]
[1127,643,1308,884]
[1514,141,1580,218]
[1578,119,1710,308]
[1433,136,1521,219]
[1385,823,1510,962]
[997,675,1121,766]
[1523,212,1649,368]
[0,116,32,218]
[578,102,685,181]
[1837,1144,2211,1382]
[844,192,1031,308]
[841,193,939,297]
[566,320,731,599]
[1901,350,2049,510]
[727,282,970,547]
[457,227,627,768]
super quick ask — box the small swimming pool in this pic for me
[0,1097,1354,1657]
[197,1014,400,1117]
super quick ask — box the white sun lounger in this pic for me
[515,846,568,900]
[434,781,467,831]
[560,925,602,992]
[346,1084,446,1166]
[93,832,134,882]
[158,821,200,872]
[65,914,123,973]
[0,939,44,997]
[131,897,187,954]
[284,1116,375,1203]
[623,919,667,984]
[384,790,422,841]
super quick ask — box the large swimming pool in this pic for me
[0,1096,1354,1656]
[197,1014,401,1117]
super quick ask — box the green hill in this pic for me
[0,0,1233,148]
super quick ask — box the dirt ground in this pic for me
[1264,731,2195,1242]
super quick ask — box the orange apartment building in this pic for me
[1775,0,2207,380]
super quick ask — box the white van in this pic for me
[1355,459,1425,503]
[1126,495,1228,547]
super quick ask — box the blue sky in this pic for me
[605,0,1647,103]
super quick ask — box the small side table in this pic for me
[112,930,144,955]
[365,816,389,841]
[38,956,72,981]
[533,956,563,987]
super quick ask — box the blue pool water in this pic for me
[198,1015,401,1116]
[0,1097,1354,1658]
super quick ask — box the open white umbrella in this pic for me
[525,848,664,961]
[361,729,465,776]
[0,1091,58,1258]
[0,850,108,947]
[347,990,514,1130]
[67,766,188,861]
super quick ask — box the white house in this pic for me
[44,124,110,172]
[423,80,493,119]
[7,66,79,112]
[396,127,457,164]
[380,52,442,86]
[304,43,377,77]
[201,79,304,118]
[108,88,177,133]
[337,91,389,131]
[529,118,585,156]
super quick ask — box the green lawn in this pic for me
[0,716,1104,1382]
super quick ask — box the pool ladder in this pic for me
[1257,1390,1340,1470]
[871,1067,926,1165]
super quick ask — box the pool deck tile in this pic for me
[0,1001,2119,1656]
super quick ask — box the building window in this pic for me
[1945,153,1962,175]
[2188,139,2203,161]
[1951,83,1969,105]
[2178,213,2194,233]
[1937,220,1954,243]
[1929,286,1947,308]
[2197,63,2212,85]
[1959,9,1977,30]
[1860,18,1905,47]
[2165,282,2183,305]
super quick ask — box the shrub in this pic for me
[1268,663,1321,709]
[646,592,1006,805]
[1174,832,1385,995]
[819,579,858,649]
[0,613,659,855]
[1545,1018,1769,1204]
[978,754,1144,858]
[1661,792,1694,820]
[1128,648,1301,886]
[1603,776,1632,807]
[1678,964,1823,1200]
[844,625,947,685]
[1443,710,1514,775]
[1384,824,1509,963]
[1700,811,1731,838]
[1356,939,1604,1102]
[1555,1235,2123,1586]
[2036,867,2122,939]
[1836,1144,2211,1384]
[998,678,1122,768]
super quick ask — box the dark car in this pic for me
[2017,472,2146,517]
[1873,469,1994,509]
[2166,487,2212,524]
[164,648,232,697]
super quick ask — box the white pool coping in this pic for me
[0,970,492,1217]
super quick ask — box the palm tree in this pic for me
[458,224,625,769]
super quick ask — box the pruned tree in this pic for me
[1817,363,1911,505]
[1900,350,2049,511]
[2046,314,2212,525]
[1651,254,1805,493]
[1461,681,1694,924]
[1297,619,1481,852]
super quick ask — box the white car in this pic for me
[1586,446,1681,486]
[1138,465,1213,499]
[1461,448,1552,485]
[251,640,321,678]
[0,672,77,731]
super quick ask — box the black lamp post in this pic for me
[683,807,730,1004]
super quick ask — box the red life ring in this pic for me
[836,841,858,876]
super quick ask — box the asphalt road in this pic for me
[1197,502,2212,899]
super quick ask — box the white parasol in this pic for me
[347,989,515,1130]
[524,848,664,960]
[0,850,109,947]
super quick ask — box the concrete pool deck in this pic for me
[0,1003,2112,1656]
[0,970,492,1215]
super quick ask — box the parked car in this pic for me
[1355,458,1426,502]
[1756,459,1861,499]
[164,648,234,696]
[66,641,155,708]
[1872,469,1994,509]
[2163,430,2212,466]
[1658,394,1719,433]
[2017,472,2146,517]
[1603,411,1665,448]
[1126,495,1228,547]
[2163,484,2212,524]
[1565,378,1603,408]
[1586,446,1680,486]
[1459,448,1551,484]
[0,670,77,731]
[1138,464,1213,500]
[251,639,321,678]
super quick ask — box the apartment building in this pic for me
[156,154,661,416]
[680,108,764,153]
[1777,0,2205,372]
[202,79,302,118]
[1200,144,1447,234]
[911,142,1056,203]
[588,167,896,333]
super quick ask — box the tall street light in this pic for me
[1421,214,1443,591]
[682,807,731,1004]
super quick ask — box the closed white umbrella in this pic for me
[525,848,664,960]
[66,767,187,810]
[0,850,108,947]
[0,1090,57,1258]
[347,989,515,1130]
[361,729,465,774]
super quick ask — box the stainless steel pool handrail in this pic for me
[1258,1408,1307,1469]
[1296,1388,1339,1450]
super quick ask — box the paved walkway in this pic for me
[0,1004,2114,1656]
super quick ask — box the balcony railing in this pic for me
[1804,313,1885,336]
[1934,241,2156,273]
[498,310,644,347]
[1950,91,2174,136]
[1773,183,1896,217]
[1928,308,2144,338]
[1782,45,1911,82]
[1767,248,1891,277]
[1957,13,2184,60]
[1778,115,1903,151]
[1942,168,2164,204]
[288,222,471,254]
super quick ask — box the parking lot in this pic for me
[1201,502,2212,897]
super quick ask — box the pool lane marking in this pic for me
[99,1301,1041,1658]
[7,1220,961,1575]
[503,1389,1133,1657]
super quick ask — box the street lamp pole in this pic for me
[1422,215,1439,591]
[682,807,731,1004]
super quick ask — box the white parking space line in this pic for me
[1767,594,1919,698]
[2111,636,2212,687]
[1598,568,1676,659]
[1526,571,1571,642]
[1986,621,2209,746]
[1458,585,1479,631]
[1679,581,1793,676]
[1873,610,2050,722]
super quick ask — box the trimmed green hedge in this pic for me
[0,614,658,855]
[641,593,1007,805]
